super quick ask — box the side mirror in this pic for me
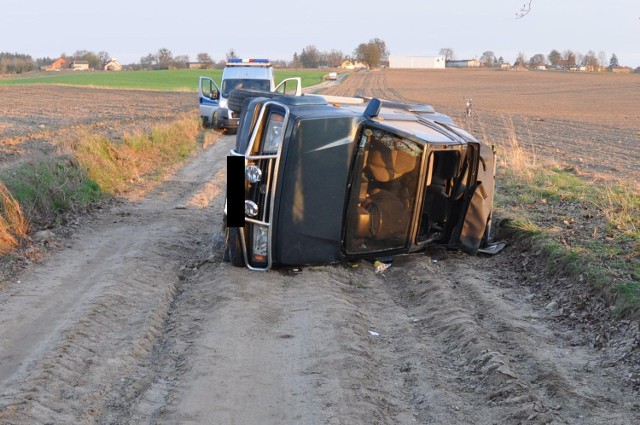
[211,89,219,100]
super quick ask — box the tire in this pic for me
[228,88,279,114]
[212,110,220,130]
[224,227,245,267]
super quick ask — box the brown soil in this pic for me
[0,73,639,424]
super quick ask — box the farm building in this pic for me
[340,60,368,70]
[446,59,481,68]
[71,61,90,71]
[188,62,212,70]
[40,58,67,71]
[104,59,122,71]
[389,56,445,69]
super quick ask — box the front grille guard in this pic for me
[229,101,290,271]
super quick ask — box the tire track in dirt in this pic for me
[365,254,639,424]
[0,135,227,424]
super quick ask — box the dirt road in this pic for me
[1,73,639,424]
[0,131,637,424]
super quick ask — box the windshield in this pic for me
[344,127,423,254]
[221,79,270,97]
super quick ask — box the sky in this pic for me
[1,0,639,67]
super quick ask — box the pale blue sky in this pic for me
[1,0,638,67]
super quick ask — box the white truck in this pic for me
[199,58,301,132]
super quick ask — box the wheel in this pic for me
[212,111,220,130]
[228,88,279,114]
[224,227,245,267]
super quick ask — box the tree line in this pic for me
[0,50,111,74]
[291,38,389,69]
[7,37,384,73]
[132,38,390,71]
[1,40,633,75]
[439,47,629,70]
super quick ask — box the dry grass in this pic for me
[0,114,201,259]
[487,117,640,314]
[0,182,29,255]
[67,115,200,195]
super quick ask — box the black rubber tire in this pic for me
[212,110,220,130]
[228,88,279,113]
[224,227,245,267]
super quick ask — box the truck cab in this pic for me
[199,59,301,132]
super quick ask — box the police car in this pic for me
[199,59,301,132]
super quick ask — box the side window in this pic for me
[202,79,218,100]
[345,128,423,253]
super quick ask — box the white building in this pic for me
[389,56,446,69]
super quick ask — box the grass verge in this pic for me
[0,116,201,255]
[490,118,639,317]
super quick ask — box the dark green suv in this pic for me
[224,90,497,271]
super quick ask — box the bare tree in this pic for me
[529,53,546,67]
[98,51,111,68]
[582,51,599,71]
[480,51,496,67]
[299,45,321,68]
[174,55,190,69]
[515,1,533,19]
[353,38,389,69]
[226,49,238,60]
[140,53,156,69]
[439,48,455,62]
[157,48,173,69]
[515,52,528,68]
[548,49,562,66]
[563,50,576,66]
[323,50,346,68]
[197,53,213,68]
[598,51,607,68]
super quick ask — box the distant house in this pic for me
[104,59,122,71]
[389,56,445,69]
[500,63,511,69]
[188,62,211,70]
[70,61,90,71]
[41,58,67,71]
[340,60,368,70]
[611,67,631,74]
[446,59,480,68]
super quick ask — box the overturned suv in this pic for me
[223,89,497,271]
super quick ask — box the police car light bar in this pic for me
[227,58,269,63]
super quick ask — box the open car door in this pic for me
[274,77,302,96]
[199,76,220,127]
